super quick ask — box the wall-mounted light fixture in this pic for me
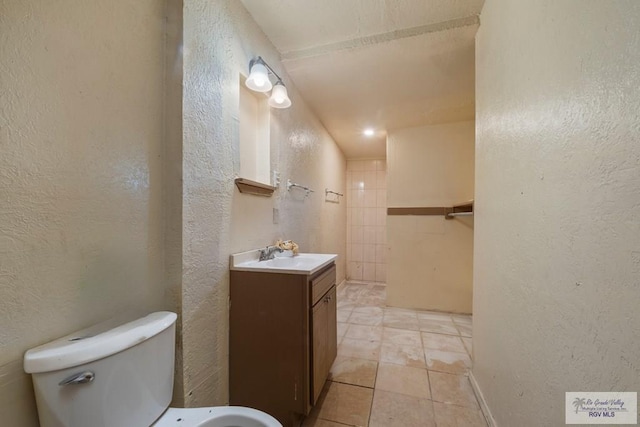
[246,56,292,109]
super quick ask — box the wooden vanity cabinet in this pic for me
[229,263,337,427]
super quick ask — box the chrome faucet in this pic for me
[259,245,283,261]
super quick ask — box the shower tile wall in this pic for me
[346,159,387,282]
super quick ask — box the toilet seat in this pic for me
[152,406,282,427]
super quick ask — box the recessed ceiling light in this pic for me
[363,128,375,137]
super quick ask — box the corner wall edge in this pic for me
[469,369,498,427]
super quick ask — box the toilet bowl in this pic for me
[153,407,279,427]
[24,312,282,427]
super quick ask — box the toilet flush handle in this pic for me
[58,371,95,386]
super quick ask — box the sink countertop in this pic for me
[230,250,337,275]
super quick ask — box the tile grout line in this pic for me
[367,358,380,427]
[368,294,380,427]
[420,318,437,423]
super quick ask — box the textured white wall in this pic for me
[473,1,640,425]
[386,122,474,313]
[0,1,346,423]
[182,0,346,406]
[0,1,170,425]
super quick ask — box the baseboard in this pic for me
[343,279,386,286]
[336,279,347,290]
[469,370,497,427]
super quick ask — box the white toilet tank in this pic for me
[24,311,178,427]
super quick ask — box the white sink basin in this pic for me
[263,254,327,269]
[230,251,337,275]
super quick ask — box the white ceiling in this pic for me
[241,0,484,159]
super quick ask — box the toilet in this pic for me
[23,311,282,427]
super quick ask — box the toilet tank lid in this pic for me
[24,311,177,374]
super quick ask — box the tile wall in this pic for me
[346,159,387,282]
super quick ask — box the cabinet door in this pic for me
[326,287,337,369]
[312,296,329,405]
[311,286,338,405]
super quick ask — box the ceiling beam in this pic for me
[281,15,480,62]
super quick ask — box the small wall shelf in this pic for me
[234,178,276,197]
[387,199,474,219]
[387,207,447,216]
[445,200,474,219]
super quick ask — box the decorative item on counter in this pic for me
[275,239,299,256]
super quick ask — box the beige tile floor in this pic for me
[303,282,487,427]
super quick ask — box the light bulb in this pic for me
[363,128,375,137]
[246,62,272,92]
[268,81,292,108]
